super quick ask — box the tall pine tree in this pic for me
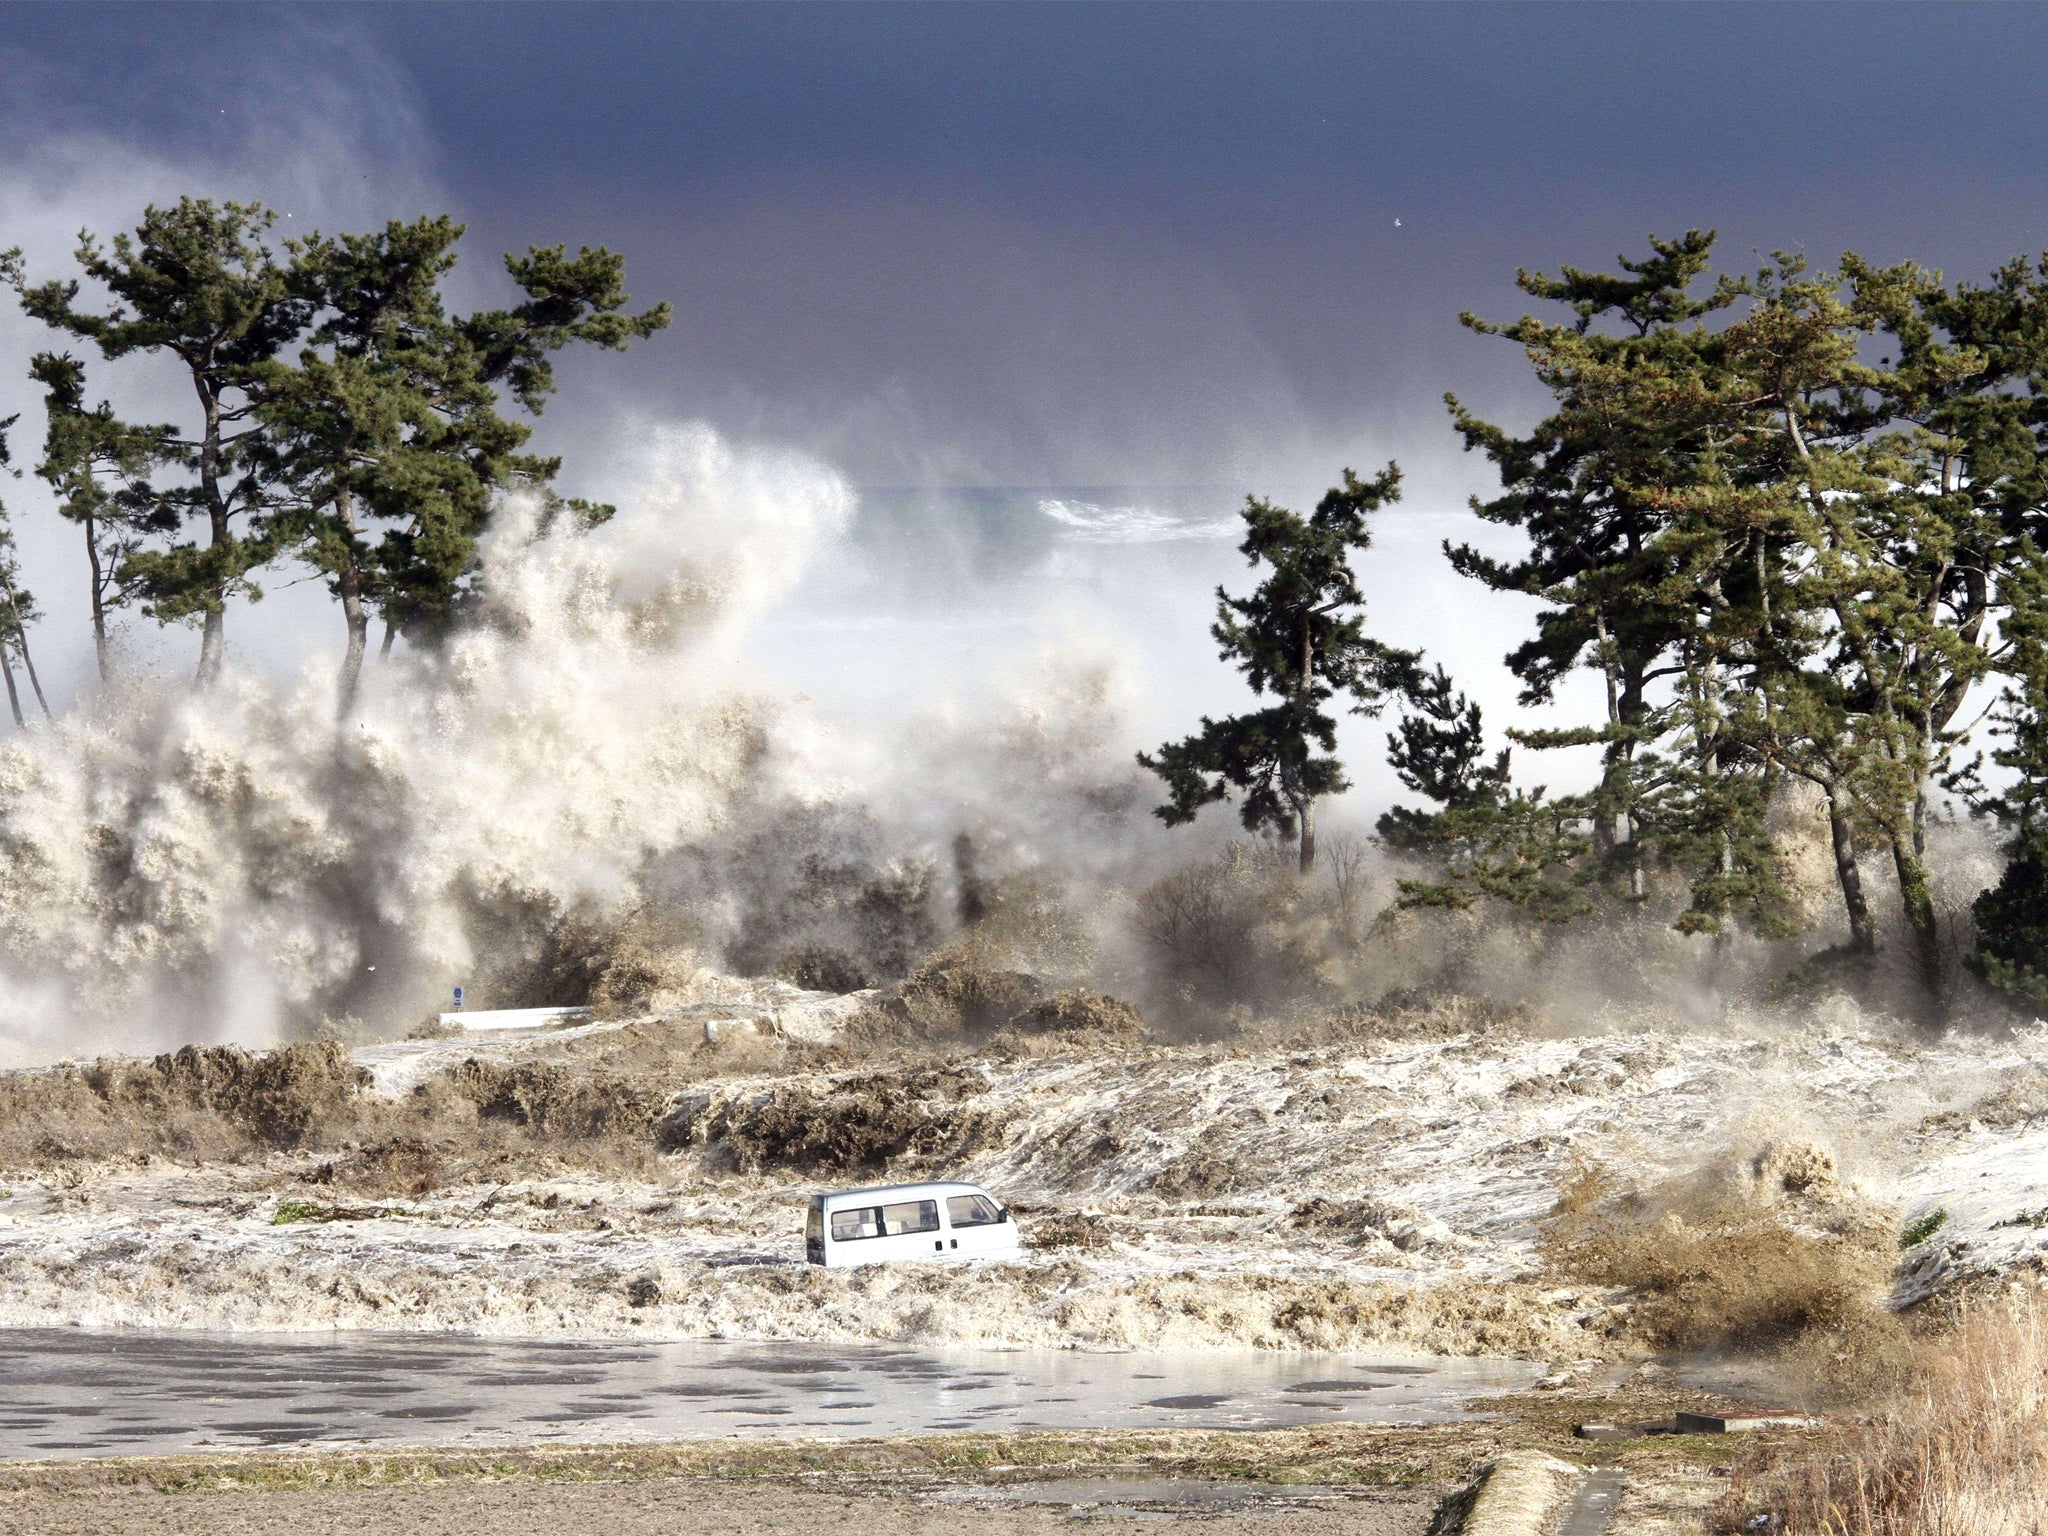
[260,217,669,711]
[1140,467,1418,872]
[27,352,178,682]
[10,199,310,685]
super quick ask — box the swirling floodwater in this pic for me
[0,1330,1543,1458]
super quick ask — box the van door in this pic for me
[944,1192,1010,1257]
[875,1197,942,1261]
[826,1200,884,1267]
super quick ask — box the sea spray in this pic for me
[0,423,851,1060]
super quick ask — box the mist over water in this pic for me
[749,486,1243,721]
[0,424,1315,1062]
[0,423,1766,1066]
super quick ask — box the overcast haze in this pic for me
[2,1,2044,809]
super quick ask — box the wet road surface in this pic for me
[0,1329,1541,1458]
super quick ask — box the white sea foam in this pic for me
[1037,499,1238,544]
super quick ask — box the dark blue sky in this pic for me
[8,1,2047,492]
[3,0,2047,758]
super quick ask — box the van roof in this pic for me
[815,1181,992,1208]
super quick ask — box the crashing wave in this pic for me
[0,424,851,1062]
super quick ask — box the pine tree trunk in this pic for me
[336,565,368,717]
[1825,785,1875,954]
[85,515,110,684]
[0,574,51,720]
[1296,618,1317,874]
[379,620,396,661]
[1888,829,1945,1020]
[196,609,225,686]
[0,643,25,729]
[16,634,50,720]
[194,385,229,689]
[1592,607,1643,895]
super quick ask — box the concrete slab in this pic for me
[1672,1410,1822,1434]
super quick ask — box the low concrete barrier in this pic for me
[435,1006,593,1032]
[1429,1451,1584,1536]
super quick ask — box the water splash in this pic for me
[0,423,852,1061]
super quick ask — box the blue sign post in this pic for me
[453,985,464,1012]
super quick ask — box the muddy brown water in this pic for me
[0,1330,1542,1459]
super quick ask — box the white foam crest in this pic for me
[1038,498,1238,544]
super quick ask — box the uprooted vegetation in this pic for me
[0,1041,671,1184]
[1540,1141,1909,1399]
[0,1043,373,1165]
[0,962,1158,1186]
[838,943,1154,1054]
[668,1065,1009,1173]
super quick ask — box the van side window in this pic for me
[946,1194,1002,1227]
[881,1200,939,1235]
[830,1206,882,1242]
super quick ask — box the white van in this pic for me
[806,1181,1021,1268]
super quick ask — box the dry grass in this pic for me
[1727,1289,2048,1535]
[1541,1155,1906,1394]
[0,1039,673,1181]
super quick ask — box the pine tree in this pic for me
[1447,232,1749,902]
[1376,665,1600,920]
[1140,466,1419,872]
[27,353,178,682]
[1964,549,2048,1005]
[10,199,311,685]
[1711,251,2040,1008]
[0,412,49,726]
[263,219,671,710]
[1378,664,1511,842]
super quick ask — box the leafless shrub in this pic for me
[1132,842,1338,1019]
[960,867,1097,977]
[1321,832,1376,936]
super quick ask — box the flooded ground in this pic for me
[11,1013,2047,1358]
[0,1330,1540,1459]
